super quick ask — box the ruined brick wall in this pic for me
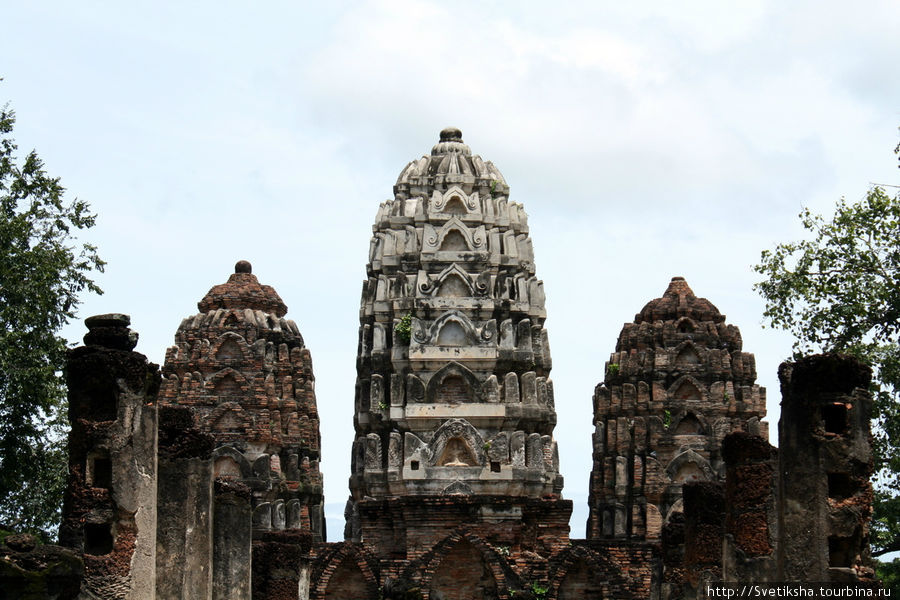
[549,541,657,600]
[313,496,654,600]
[59,314,159,600]
[680,481,725,597]
[251,531,313,600]
[721,431,778,583]
[309,535,655,600]
[672,355,879,591]
[777,354,876,583]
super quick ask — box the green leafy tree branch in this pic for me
[754,166,900,571]
[0,95,104,536]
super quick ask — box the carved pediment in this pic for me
[429,186,481,219]
[428,418,486,467]
[422,218,486,254]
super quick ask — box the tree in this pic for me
[754,178,900,571]
[0,97,104,536]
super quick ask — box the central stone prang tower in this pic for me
[345,127,567,547]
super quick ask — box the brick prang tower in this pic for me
[157,260,324,598]
[587,277,768,543]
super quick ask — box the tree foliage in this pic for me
[0,99,104,535]
[754,181,900,560]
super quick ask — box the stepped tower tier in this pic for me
[159,261,325,542]
[348,128,564,535]
[587,277,767,541]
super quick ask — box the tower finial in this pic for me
[439,127,463,142]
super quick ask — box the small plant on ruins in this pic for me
[607,362,620,377]
[394,313,413,344]
[495,544,510,556]
[483,441,492,452]
[510,582,549,600]
[663,409,672,429]
[378,401,388,411]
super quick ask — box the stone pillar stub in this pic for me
[156,456,214,599]
[213,479,253,600]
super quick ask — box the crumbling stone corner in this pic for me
[60,314,160,600]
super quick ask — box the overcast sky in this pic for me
[3,1,898,541]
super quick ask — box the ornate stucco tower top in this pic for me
[348,128,562,525]
[587,277,766,541]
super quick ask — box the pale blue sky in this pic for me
[3,1,899,540]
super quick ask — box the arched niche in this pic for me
[437,321,468,346]
[429,539,498,600]
[437,273,470,298]
[665,449,713,483]
[430,186,479,217]
[670,377,704,402]
[440,229,470,251]
[675,345,701,366]
[425,362,480,404]
[676,317,696,333]
[437,437,478,466]
[444,195,468,215]
[214,456,242,478]
[214,374,242,397]
[425,310,477,347]
[207,402,246,434]
[558,559,605,599]
[215,338,243,362]
[208,368,248,402]
[422,217,485,253]
[549,545,636,600]
[437,375,473,403]
[673,461,705,483]
[427,418,485,467]
[673,412,704,435]
[323,556,378,600]
[212,446,251,478]
[212,411,242,433]
[666,498,684,523]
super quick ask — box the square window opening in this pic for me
[827,473,855,500]
[823,403,848,435]
[90,457,113,489]
[84,523,113,556]
[828,536,854,568]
